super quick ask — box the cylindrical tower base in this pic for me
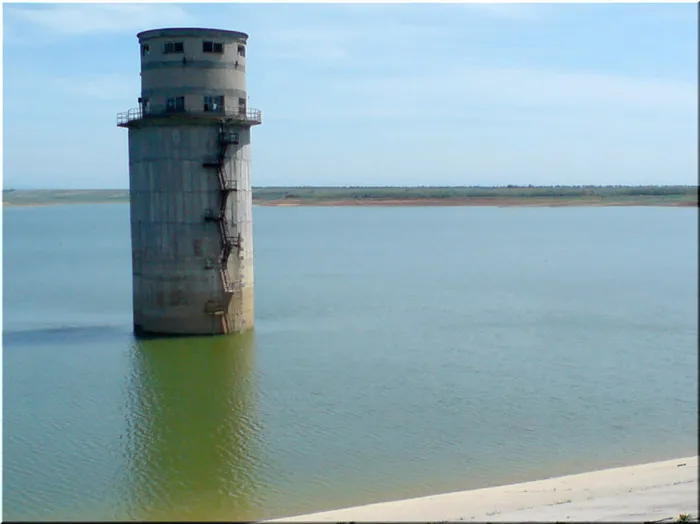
[128,120,254,336]
[118,27,260,336]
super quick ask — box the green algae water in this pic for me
[3,203,698,521]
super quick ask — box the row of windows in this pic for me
[139,96,247,113]
[141,41,246,57]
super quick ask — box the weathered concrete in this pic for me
[119,28,260,336]
[138,27,248,114]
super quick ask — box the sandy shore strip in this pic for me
[254,198,697,208]
[5,198,696,208]
[263,456,698,523]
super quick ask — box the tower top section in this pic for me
[137,27,249,42]
[117,27,261,128]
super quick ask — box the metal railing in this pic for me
[117,106,262,126]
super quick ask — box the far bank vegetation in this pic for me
[253,185,697,202]
[3,185,697,207]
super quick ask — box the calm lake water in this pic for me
[3,203,698,521]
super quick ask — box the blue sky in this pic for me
[2,2,698,189]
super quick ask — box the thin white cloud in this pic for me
[5,3,194,37]
[52,73,138,102]
[462,3,544,21]
[255,27,351,64]
[255,22,452,65]
[339,67,697,113]
[260,65,696,129]
[263,47,348,65]
[470,68,696,111]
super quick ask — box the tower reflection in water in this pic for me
[123,332,264,521]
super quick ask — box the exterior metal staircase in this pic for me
[202,122,243,332]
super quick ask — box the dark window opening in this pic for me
[238,97,246,115]
[222,131,239,144]
[203,41,224,53]
[141,98,151,114]
[163,41,184,54]
[204,95,225,112]
[237,44,246,57]
[141,44,150,57]
[166,96,185,112]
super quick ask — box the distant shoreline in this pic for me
[3,187,697,208]
[3,201,128,208]
[254,197,697,208]
[4,198,696,209]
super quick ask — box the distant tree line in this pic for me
[251,185,698,201]
[3,186,697,206]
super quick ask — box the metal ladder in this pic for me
[202,122,242,333]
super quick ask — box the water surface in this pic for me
[3,204,698,521]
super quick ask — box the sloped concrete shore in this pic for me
[264,456,698,523]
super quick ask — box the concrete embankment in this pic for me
[264,455,698,522]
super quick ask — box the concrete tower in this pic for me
[118,28,261,336]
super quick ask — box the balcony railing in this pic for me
[117,105,262,126]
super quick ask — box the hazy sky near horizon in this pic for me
[3,2,698,189]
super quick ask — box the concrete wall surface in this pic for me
[128,122,254,335]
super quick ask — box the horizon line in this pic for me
[4,184,699,191]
